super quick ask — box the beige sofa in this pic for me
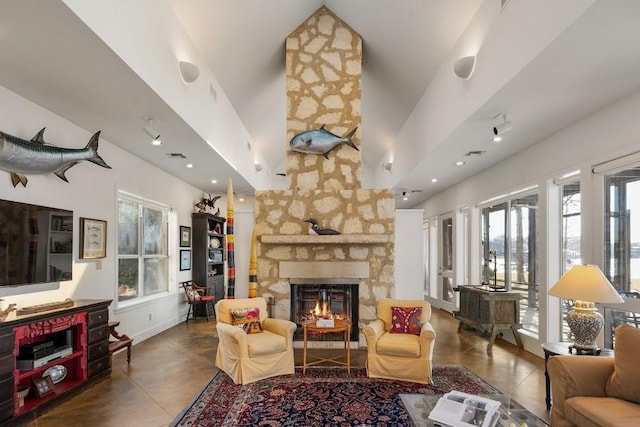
[215,297,296,385]
[363,299,436,384]
[548,324,640,427]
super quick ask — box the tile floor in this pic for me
[26,308,549,426]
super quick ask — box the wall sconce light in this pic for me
[255,163,263,172]
[493,114,512,142]
[383,162,393,171]
[178,60,200,84]
[453,55,476,80]
[143,118,162,145]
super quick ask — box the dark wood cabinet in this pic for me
[0,299,111,426]
[454,286,523,351]
[192,213,226,305]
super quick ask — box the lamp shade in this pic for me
[548,264,624,303]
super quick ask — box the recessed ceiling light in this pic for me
[455,161,465,166]
[186,163,194,168]
[211,179,218,184]
[493,135,503,143]
[431,178,438,183]
[151,139,163,146]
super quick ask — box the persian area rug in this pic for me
[171,366,501,427]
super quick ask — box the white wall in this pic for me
[0,84,203,343]
[413,88,640,355]
[394,210,424,300]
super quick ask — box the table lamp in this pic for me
[548,264,624,354]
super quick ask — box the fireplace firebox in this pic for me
[290,279,359,341]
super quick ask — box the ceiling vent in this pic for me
[167,153,187,159]
[464,150,486,157]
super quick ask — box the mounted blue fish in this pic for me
[289,125,359,159]
[0,127,111,187]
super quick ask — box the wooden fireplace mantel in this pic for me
[259,234,389,245]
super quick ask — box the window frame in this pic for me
[116,190,175,310]
[479,186,540,335]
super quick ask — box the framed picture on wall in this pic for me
[180,226,191,247]
[180,249,191,271]
[79,217,107,259]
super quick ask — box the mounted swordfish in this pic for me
[0,128,111,187]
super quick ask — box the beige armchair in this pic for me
[363,298,436,384]
[215,297,296,385]
[548,324,640,426]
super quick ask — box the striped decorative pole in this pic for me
[226,179,235,298]
[248,229,258,298]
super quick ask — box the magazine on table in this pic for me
[428,391,501,427]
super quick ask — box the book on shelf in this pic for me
[428,391,500,427]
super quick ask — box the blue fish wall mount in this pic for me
[289,124,359,159]
[0,127,111,187]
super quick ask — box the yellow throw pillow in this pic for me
[606,323,640,404]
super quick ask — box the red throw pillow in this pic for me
[390,306,422,335]
[230,306,263,334]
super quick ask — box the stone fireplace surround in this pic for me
[255,191,396,348]
[254,8,395,349]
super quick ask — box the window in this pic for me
[560,180,581,341]
[481,191,539,335]
[117,192,170,305]
[602,166,640,347]
[604,167,640,294]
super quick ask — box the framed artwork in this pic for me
[79,217,107,259]
[180,226,191,247]
[33,376,55,398]
[180,249,191,271]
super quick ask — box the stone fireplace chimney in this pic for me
[254,7,395,337]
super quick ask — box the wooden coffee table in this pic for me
[302,318,351,374]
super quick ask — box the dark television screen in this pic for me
[0,199,73,286]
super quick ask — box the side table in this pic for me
[302,319,351,374]
[541,341,613,411]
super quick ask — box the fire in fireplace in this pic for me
[290,279,359,341]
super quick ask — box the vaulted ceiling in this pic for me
[1,1,640,207]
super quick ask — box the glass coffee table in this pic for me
[400,393,548,427]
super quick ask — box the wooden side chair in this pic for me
[108,321,133,367]
[182,281,215,322]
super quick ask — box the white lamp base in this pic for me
[566,300,603,355]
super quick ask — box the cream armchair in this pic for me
[215,297,296,385]
[363,299,436,384]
